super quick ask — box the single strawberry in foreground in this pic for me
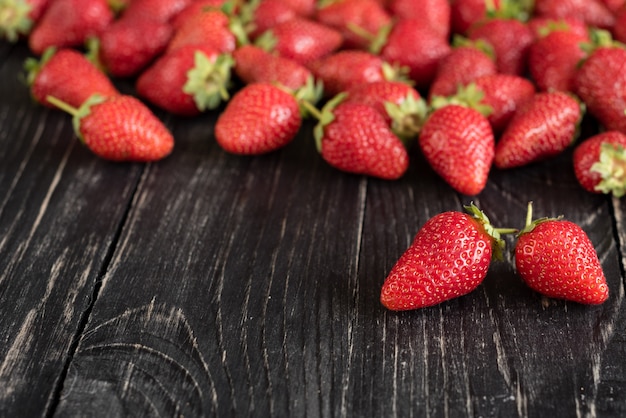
[494,91,582,169]
[25,47,119,108]
[573,131,626,197]
[46,94,174,162]
[214,82,302,155]
[304,94,410,180]
[381,203,515,311]
[514,202,609,305]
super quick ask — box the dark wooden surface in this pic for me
[1,40,626,417]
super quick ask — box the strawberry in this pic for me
[0,0,49,41]
[172,0,229,30]
[380,203,513,311]
[600,0,625,12]
[255,17,343,66]
[278,0,316,17]
[307,50,403,97]
[214,82,302,154]
[533,0,615,30]
[418,95,495,196]
[376,19,451,91]
[136,44,234,117]
[573,131,626,197]
[471,74,536,134]
[232,44,314,91]
[574,34,626,135]
[46,94,174,162]
[241,0,297,40]
[305,94,409,180]
[315,0,392,50]
[467,17,533,76]
[514,202,609,305]
[428,37,497,100]
[96,16,173,78]
[494,91,582,169]
[166,6,240,54]
[24,47,119,109]
[449,0,502,35]
[28,0,114,56]
[343,80,422,139]
[387,0,451,39]
[527,25,590,93]
[612,7,626,44]
[120,0,194,24]
[526,16,589,40]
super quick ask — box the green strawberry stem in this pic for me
[183,51,234,111]
[0,0,33,42]
[590,143,626,197]
[300,93,347,152]
[464,202,517,261]
[23,46,56,86]
[383,94,428,144]
[431,83,493,117]
[46,94,106,143]
[519,201,562,235]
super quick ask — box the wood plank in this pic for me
[0,44,144,416]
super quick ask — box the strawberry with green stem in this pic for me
[514,202,609,305]
[380,203,517,311]
[302,93,410,180]
[573,131,626,197]
[46,94,174,162]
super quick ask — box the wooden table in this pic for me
[1,40,625,417]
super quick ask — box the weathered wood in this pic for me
[0,41,625,417]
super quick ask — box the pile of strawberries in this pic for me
[0,0,622,310]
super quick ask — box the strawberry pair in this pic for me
[380,202,609,311]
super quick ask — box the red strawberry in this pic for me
[242,0,297,39]
[376,19,451,90]
[612,7,626,44]
[256,17,343,66]
[46,94,174,162]
[24,47,119,109]
[136,44,234,117]
[494,91,582,169]
[418,98,495,196]
[166,6,239,54]
[573,131,626,196]
[96,16,173,78]
[232,44,314,91]
[307,50,403,97]
[278,0,316,17]
[387,0,450,38]
[533,0,615,30]
[514,202,609,305]
[428,37,497,100]
[215,82,302,154]
[120,0,193,24]
[600,0,625,12]
[450,0,502,35]
[380,203,512,311]
[315,0,391,50]
[574,35,626,135]
[471,74,536,134]
[28,0,114,55]
[528,26,589,93]
[0,0,49,41]
[526,16,589,40]
[468,17,533,76]
[306,94,409,180]
[171,0,229,30]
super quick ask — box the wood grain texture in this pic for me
[0,42,624,417]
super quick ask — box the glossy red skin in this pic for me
[494,91,581,169]
[419,105,494,196]
[528,29,589,93]
[215,83,301,155]
[136,44,220,116]
[167,8,236,54]
[573,131,626,193]
[247,0,297,39]
[320,102,409,180]
[344,81,421,125]
[428,46,497,99]
[533,0,615,30]
[121,0,193,23]
[515,220,609,305]
[468,18,534,76]
[80,95,174,162]
[387,0,450,38]
[308,50,390,97]
[315,0,391,50]
[171,0,229,30]
[99,17,173,78]
[30,48,119,108]
[232,45,312,91]
[381,20,451,90]
[574,47,626,135]
[473,74,536,134]
[380,211,493,311]
[28,0,114,55]
[450,0,501,35]
[268,17,343,66]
